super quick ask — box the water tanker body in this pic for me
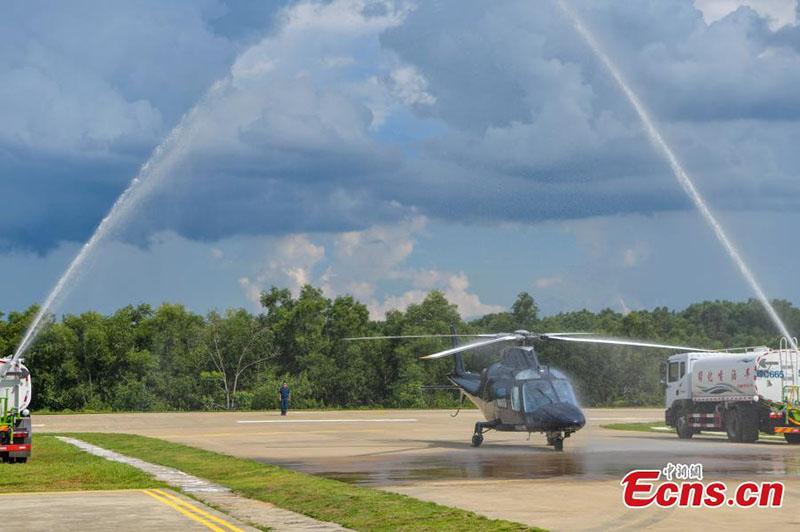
[0,357,32,463]
[689,353,760,402]
[665,342,800,444]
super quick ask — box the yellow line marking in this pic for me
[141,489,228,532]
[151,489,245,532]
[0,489,149,496]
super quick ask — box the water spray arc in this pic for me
[3,79,231,377]
[559,0,797,349]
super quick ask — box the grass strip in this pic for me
[601,421,787,441]
[72,432,542,532]
[0,435,164,493]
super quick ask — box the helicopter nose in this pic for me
[538,402,585,430]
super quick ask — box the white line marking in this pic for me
[591,417,656,420]
[32,424,45,427]
[236,418,418,424]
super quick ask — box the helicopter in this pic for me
[349,328,703,451]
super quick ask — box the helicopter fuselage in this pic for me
[449,345,585,449]
[350,326,698,450]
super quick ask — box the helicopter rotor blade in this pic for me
[420,335,520,359]
[534,332,595,337]
[344,334,500,341]
[542,335,705,351]
[346,332,596,342]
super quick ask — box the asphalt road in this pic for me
[38,408,800,531]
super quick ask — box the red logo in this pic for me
[621,465,784,508]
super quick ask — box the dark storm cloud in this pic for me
[0,152,134,254]
[120,71,414,244]
[4,0,800,254]
[0,0,274,253]
[376,0,800,221]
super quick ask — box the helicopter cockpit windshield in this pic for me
[551,379,578,405]
[522,379,578,413]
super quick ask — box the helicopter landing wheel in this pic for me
[471,421,497,447]
[547,432,566,451]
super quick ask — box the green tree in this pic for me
[200,309,273,410]
[5,288,800,412]
[511,292,539,329]
[149,303,206,410]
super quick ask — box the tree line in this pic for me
[1,286,799,412]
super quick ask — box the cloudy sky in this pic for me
[2,0,800,321]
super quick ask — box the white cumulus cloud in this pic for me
[238,234,326,308]
[535,276,563,289]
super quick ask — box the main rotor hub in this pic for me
[500,345,540,370]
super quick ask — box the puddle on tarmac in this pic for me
[266,447,800,487]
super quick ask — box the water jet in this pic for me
[559,0,796,349]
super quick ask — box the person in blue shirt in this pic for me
[278,382,291,416]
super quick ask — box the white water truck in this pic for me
[664,337,800,443]
[0,357,32,463]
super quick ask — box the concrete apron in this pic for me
[0,489,257,532]
[57,437,352,532]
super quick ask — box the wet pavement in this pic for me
[239,410,800,486]
[38,409,800,531]
[304,443,800,486]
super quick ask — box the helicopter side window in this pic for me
[522,381,558,413]
[511,386,520,411]
[492,385,508,408]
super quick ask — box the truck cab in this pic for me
[664,353,691,407]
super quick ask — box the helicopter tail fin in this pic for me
[450,325,466,375]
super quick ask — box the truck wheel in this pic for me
[740,408,759,443]
[675,412,693,439]
[784,433,800,445]
[726,410,743,443]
